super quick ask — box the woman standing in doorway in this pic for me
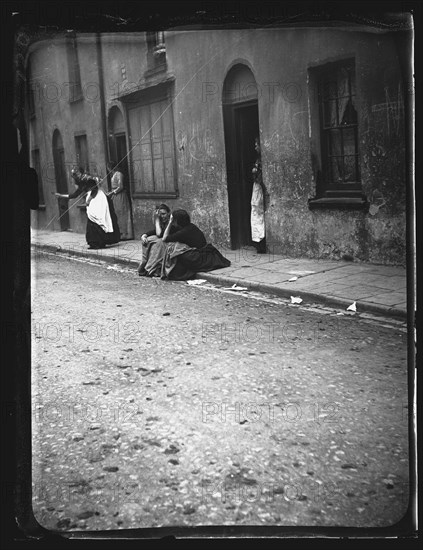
[107,161,134,241]
[250,137,269,254]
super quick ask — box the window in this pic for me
[28,83,35,117]
[66,36,83,102]
[31,148,45,206]
[74,134,89,172]
[127,88,177,197]
[146,31,166,73]
[27,66,36,118]
[309,59,367,209]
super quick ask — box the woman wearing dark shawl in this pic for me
[161,209,231,280]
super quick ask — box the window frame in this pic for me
[308,58,368,210]
[145,31,167,76]
[66,35,83,103]
[74,133,90,173]
[126,86,178,199]
[27,68,36,119]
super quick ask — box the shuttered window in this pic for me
[127,94,177,197]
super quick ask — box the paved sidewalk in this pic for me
[31,229,409,319]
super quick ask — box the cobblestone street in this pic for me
[31,252,409,531]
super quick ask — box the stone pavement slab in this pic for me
[30,229,409,319]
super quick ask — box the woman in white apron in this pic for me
[251,137,268,254]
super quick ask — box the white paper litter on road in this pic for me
[336,312,345,316]
[290,296,303,304]
[223,284,248,291]
[187,279,207,285]
[288,276,298,282]
[106,265,126,273]
[347,301,357,312]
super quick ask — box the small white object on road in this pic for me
[107,265,126,273]
[187,279,207,285]
[347,301,357,312]
[223,284,248,291]
[288,276,298,282]
[290,296,303,304]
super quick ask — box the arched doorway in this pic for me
[52,129,70,231]
[108,106,133,238]
[108,106,130,189]
[222,64,260,249]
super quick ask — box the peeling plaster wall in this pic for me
[28,36,105,234]
[29,28,407,265]
[166,29,406,265]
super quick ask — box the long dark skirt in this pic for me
[85,197,121,248]
[111,190,133,240]
[167,244,231,281]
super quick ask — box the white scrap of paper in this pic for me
[290,296,303,304]
[187,279,207,285]
[347,301,357,312]
[288,276,298,282]
[224,284,248,291]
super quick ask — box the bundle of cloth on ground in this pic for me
[139,238,230,280]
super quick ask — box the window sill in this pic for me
[308,196,368,211]
[132,192,179,200]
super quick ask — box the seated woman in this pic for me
[161,209,231,280]
[55,167,120,249]
[137,204,177,276]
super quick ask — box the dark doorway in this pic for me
[108,106,134,238]
[223,101,260,249]
[115,133,130,191]
[52,130,70,231]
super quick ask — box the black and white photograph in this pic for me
[3,0,419,543]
